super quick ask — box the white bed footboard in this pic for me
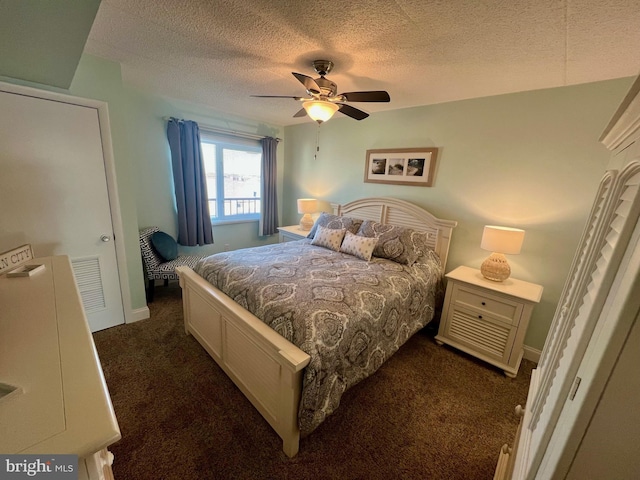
[175,197,457,457]
[176,266,311,457]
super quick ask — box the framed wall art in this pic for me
[364,147,438,186]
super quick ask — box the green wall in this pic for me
[282,78,633,350]
[68,54,285,311]
[5,51,631,351]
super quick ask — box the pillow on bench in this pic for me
[151,231,178,261]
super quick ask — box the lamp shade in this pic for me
[481,226,525,255]
[303,101,339,123]
[297,198,317,214]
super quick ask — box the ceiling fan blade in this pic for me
[251,95,305,100]
[293,108,307,118]
[341,91,390,102]
[292,72,322,95]
[338,104,369,120]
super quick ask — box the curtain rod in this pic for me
[164,117,280,142]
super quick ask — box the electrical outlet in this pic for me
[224,244,230,251]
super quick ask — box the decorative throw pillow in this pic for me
[311,225,347,251]
[307,213,363,239]
[151,231,178,261]
[412,231,436,263]
[356,221,422,265]
[339,231,379,261]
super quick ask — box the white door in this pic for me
[0,87,125,332]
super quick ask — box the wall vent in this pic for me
[71,256,106,313]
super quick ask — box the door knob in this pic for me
[101,234,111,242]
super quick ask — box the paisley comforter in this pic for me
[194,239,443,436]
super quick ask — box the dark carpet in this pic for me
[93,283,533,480]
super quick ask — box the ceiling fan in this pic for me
[251,60,390,123]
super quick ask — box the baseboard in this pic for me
[127,306,150,324]
[523,345,541,364]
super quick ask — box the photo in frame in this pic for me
[364,148,438,186]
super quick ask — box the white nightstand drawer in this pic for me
[453,284,523,325]
[448,307,516,363]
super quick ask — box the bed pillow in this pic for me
[339,231,379,261]
[306,213,363,239]
[356,221,423,265]
[413,232,437,264]
[151,231,178,261]
[311,225,347,251]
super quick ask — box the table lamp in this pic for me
[480,225,525,282]
[297,198,317,231]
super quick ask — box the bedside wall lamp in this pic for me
[297,198,317,231]
[480,225,525,282]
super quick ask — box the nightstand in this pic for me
[435,266,543,377]
[277,225,309,243]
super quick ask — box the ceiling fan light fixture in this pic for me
[303,100,339,123]
[254,60,389,122]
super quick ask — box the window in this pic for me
[200,132,262,223]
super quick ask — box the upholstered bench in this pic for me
[138,226,205,302]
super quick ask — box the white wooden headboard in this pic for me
[331,197,458,268]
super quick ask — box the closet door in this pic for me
[0,85,126,332]
[525,161,640,478]
[550,192,640,479]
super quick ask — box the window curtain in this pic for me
[166,118,214,246]
[260,136,279,236]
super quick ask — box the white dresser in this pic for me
[0,256,121,480]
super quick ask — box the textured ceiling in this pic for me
[84,0,640,126]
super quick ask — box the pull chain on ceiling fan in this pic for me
[251,60,390,123]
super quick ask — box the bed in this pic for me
[176,197,457,456]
